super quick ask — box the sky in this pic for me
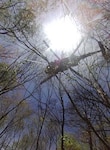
[40,0,104,60]
[0,1,110,149]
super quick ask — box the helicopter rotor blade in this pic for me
[43,40,61,60]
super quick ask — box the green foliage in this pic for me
[0,0,36,37]
[58,133,81,150]
[0,62,17,88]
[14,8,36,36]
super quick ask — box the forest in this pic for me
[0,0,110,150]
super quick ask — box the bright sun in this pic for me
[44,15,82,54]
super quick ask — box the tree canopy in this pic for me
[0,0,110,150]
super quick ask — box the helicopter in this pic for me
[23,39,107,85]
[44,51,101,75]
[44,38,110,75]
[40,39,103,84]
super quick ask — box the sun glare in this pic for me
[44,15,82,54]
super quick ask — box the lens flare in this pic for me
[44,15,82,54]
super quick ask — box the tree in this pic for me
[0,62,16,89]
[0,0,36,36]
[0,0,110,150]
[57,133,81,150]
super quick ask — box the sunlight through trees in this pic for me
[0,0,110,150]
